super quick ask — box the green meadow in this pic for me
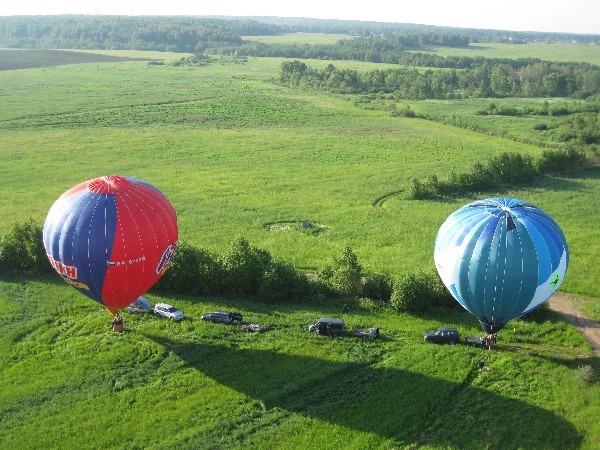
[0,48,599,448]
[244,33,600,65]
[1,54,597,297]
[418,42,600,65]
[1,274,598,449]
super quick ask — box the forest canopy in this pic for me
[1,15,599,53]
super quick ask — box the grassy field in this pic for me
[0,48,599,448]
[0,52,598,300]
[0,49,151,71]
[0,274,598,449]
[236,34,600,65]
[418,43,600,65]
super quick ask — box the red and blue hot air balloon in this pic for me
[434,198,568,334]
[43,176,178,315]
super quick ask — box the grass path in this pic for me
[549,293,600,357]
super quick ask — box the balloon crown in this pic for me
[88,176,131,194]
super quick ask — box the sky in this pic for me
[2,0,599,35]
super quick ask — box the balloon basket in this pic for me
[112,323,123,333]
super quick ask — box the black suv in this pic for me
[309,318,345,336]
[201,311,242,325]
[424,327,459,344]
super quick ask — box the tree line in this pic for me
[224,16,600,44]
[278,60,600,99]
[408,148,589,200]
[6,15,599,58]
[0,15,278,52]
[0,222,456,314]
[0,16,473,54]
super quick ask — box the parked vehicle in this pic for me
[201,311,242,325]
[309,318,345,336]
[465,335,484,347]
[154,303,184,321]
[240,323,265,332]
[124,296,153,314]
[424,327,459,344]
[353,327,380,339]
[467,334,496,349]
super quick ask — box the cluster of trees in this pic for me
[408,149,588,200]
[226,16,600,44]
[0,222,457,314]
[0,16,278,52]
[279,60,600,99]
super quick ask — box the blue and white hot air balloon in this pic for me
[434,198,568,334]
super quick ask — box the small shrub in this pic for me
[0,219,49,274]
[258,260,313,303]
[318,246,363,298]
[532,123,548,131]
[575,365,595,385]
[390,270,457,313]
[220,236,271,296]
[390,271,433,313]
[486,152,537,185]
[363,273,394,302]
[155,241,222,295]
[537,147,586,174]
[407,178,431,200]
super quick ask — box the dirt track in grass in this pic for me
[548,293,600,357]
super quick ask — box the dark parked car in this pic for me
[465,335,484,347]
[201,311,242,325]
[309,318,345,336]
[424,327,459,344]
[466,334,496,349]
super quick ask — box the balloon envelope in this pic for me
[434,198,568,333]
[43,176,178,314]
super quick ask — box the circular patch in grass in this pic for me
[264,220,329,235]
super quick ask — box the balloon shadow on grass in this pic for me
[145,333,582,448]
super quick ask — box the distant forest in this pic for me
[1,15,599,53]
[1,15,599,100]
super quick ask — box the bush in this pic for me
[0,219,49,274]
[486,152,537,185]
[390,271,432,313]
[258,260,313,303]
[220,236,271,296]
[532,123,548,130]
[390,270,457,313]
[318,246,363,298]
[536,147,587,174]
[363,273,394,302]
[155,241,222,295]
[407,177,432,200]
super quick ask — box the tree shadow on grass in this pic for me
[145,333,582,448]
